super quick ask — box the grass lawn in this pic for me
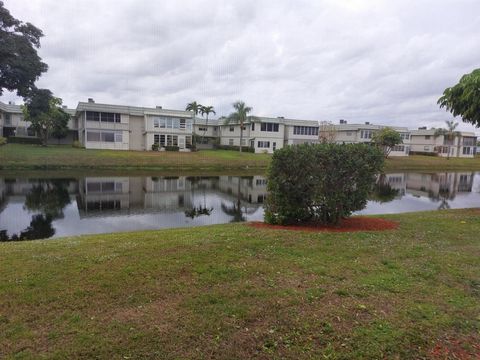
[1,143,480,172]
[0,144,270,172]
[1,209,479,359]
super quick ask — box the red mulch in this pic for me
[249,217,399,233]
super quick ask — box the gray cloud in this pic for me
[2,0,480,133]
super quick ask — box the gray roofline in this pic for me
[76,102,192,118]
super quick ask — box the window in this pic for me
[154,134,160,145]
[86,111,100,121]
[425,135,431,140]
[5,113,11,125]
[392,145,405,152]
[198,127,207,131]
[115,133,122,143]
[180,119,186,129]
[346,131,352,136]
[251,123,255,131]
[360,130,373,139]
[230,126,234,132]
[229,139,234,146]
[293,126,319,136]
[256,179,268,186]
[87,131,101,142]
[241,139,247,146]
[102,132,115,142]
[258,141,270,148]
[463,147,471,155]
[154,118,159,128]
[261,122,279,132]
[424,146,430,151]
[86,111,120,122]
[400,133,410,140]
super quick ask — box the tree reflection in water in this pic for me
[370,174,400,203]
[220,180,257,223]
[0,179,72,241]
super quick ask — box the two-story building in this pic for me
[219,116,319,154]
[330,120,411,156]
[410,128,477,158]
[76,99,193,151]
[0,100,77,143]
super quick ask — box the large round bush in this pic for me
[264,143,384,225]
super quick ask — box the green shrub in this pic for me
[264,143,384,225]
[165,146,179,151]
[72,140,83,148]
[6,136,41,144]
[0,137,6,146]
[151,143,159,151]
[213,144,255,153]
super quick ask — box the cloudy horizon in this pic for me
[2,0,480,132]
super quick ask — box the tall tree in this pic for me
[0,1,48,97]
[224,101,257,153]
[22,89,70,146]
[186,101,202,148]
[371,127,403,158]
[438,68,480,127]
[434,120,460,160]
[199,105,215,145]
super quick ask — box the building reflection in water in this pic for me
[0,172,478,240]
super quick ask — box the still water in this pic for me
[0,172,479,240]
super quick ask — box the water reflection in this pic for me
[0,172,479,239]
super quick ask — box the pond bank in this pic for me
[1,209,479,358]
[2,144,480,172]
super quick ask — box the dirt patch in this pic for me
[249,217,399,233]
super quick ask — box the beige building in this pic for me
[330,120,411,157]
[76,99,194,151]
[410,128,477,158]
[219,116,319,154]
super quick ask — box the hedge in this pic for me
[214,144,255,153]
[0,137,7,146]
[6,136,42,145]
[264,143,384,225]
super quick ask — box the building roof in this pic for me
[411,129,476,137]
[76,101,192,118]
[333,123,409,132]
[194,118,220,126]
[217,116,320,127]
[0,101,23,114]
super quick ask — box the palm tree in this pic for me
[186,101,202,148]
[434,120,460,160]
[224,101,257,153]
[199,105,216,146]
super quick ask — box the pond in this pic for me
[0,171,479,240]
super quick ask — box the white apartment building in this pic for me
[331,120,411,157]
[410,128,477,158]
[76,99,194,151]
[219,116,319,154]
[193,118,220,149]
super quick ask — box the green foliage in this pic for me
[264,143,384,225]
[0,1,48,97]
[0,136,6,146]
[22,88,70,146]
[371,127,403,158]
[214,144,255,153]
[72,140,83,148]
[438,68,480,127]
[370,175,400,203]
[224,101,258,153]
[434,121,460,160]
[6,136,41,144]
[165,146,179,151]
[151,143,159,151]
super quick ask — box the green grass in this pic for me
[1,209,479,359]
[0,144,270,171]
[1,144,480,172]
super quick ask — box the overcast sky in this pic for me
[2,0,480,132]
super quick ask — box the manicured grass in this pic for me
[0,144,270,171]
[1,143,480,172]
[1,209,479,359]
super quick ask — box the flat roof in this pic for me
[334,123,410,132]
[76,102,192,118]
